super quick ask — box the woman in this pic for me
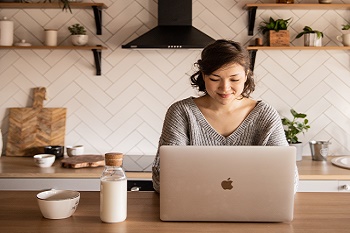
[152,39,298,193]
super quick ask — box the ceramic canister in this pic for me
[0,17,14,46]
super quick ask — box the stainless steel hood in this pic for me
[122,0,215,49]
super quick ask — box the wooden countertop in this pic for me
[1,155,350,180]
[0,156,151,180]
[0,191,350,233]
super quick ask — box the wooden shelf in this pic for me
[0,2,107,9]
[245,3,350,10]
[0,2,107,35]
[0,45,107,50]
[245,3,350,36]
[247,46,350,50]
[0,45,107,76]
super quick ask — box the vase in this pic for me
[71,35,88,46]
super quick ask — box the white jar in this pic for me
[0,17,14,46]
[44,29,58,46]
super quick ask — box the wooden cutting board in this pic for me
[61,155,105,168]
[6,87,66,156]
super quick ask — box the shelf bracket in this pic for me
[248,7,257,36]
[249,50,257,72]
[92,6,102,35]
[92,45,103,76]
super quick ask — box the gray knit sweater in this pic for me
[152,97,299,192]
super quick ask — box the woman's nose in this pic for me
[219,80,231,91]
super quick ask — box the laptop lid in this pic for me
[159,146,296,222]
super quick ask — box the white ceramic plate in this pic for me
[331,156,350,169]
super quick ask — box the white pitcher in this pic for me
[336,34,350,46]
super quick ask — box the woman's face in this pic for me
[203,63,247,105]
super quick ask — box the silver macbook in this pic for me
[159,145,296,222]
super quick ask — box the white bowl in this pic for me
[37,189,80,219]
[66,145,84,157]
[33,154,55,168]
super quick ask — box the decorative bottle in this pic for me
[100,152,127,223]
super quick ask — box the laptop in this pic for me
[159,145,296,222]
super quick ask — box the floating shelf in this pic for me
[247,46,350,50]
[245,3,350,35]
[0,3,107,35]
[0,45,107,76]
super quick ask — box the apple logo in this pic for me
[221,178,233,190]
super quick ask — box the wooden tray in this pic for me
[61,155,105,168]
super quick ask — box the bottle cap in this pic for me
[105,152,123,166]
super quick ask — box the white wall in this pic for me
[1,0,350,171]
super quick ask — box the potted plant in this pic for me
[68,23,88,46]
[282,109,311,161]
[336,24,350,46]
[258,17,292,46]
[296,26,324,47]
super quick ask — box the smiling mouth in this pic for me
[218,93,231,98]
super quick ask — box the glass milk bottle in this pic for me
[100,152,127,223]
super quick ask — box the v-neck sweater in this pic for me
[152,97,299,192]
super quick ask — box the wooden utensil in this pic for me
[61,155,105,168]
[6,87,66,156]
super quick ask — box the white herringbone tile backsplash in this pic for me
[1,0,350,171]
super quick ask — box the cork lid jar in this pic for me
[105,152,124,167]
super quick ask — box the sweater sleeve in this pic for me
[152,101,190,192]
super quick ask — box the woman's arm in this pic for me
[152,102,190,192]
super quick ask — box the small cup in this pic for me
[66,145,84,157]
[44,145,64,158]
[34,154,56,168]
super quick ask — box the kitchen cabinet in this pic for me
[0,2,108,75]
[244,3,350,71]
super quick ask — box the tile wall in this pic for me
[0,0,350,171]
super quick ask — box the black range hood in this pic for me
[122,0,215,49]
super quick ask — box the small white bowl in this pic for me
[33,154,55,168]
[66,145,84,157]
[37,189,80,219]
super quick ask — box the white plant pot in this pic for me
[71,35,88,46]
[304,34,322,47]
[289,142,303,161]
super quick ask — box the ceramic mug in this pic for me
[66,145,84,157]
[44,145,64,158]
[336,34,350,46]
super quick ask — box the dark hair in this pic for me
[190,39,255,98]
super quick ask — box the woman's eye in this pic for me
[209,78,219,82]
